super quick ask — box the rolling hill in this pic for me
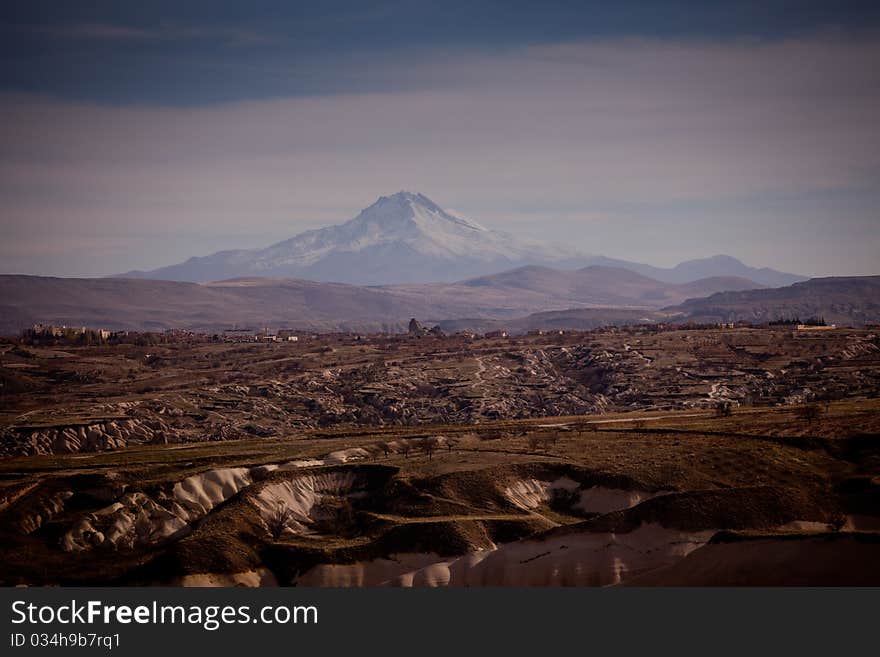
[1,273,877,335]
[0,266,763,334]
[455,265,762,307]
[665,276,880,326]
[581,254,805,288]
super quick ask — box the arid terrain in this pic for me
[0,268,751,335]
[1,326,879,586]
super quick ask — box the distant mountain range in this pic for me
[120,191,805,287]
[578,254,805,288]
[0,276,417,334]
[667,276,880,326]
[454,265,762,307]
[440,276,880,334]
[2,270,878,336]
[0,266,760,334]
[5,190,856,335]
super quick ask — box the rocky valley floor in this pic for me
[1,327,879,586]
[2,327,879,456]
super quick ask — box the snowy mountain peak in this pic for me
[120,191,585,284]
[118,190,805,286]
[351,191,487,233]
[376,190,437,209]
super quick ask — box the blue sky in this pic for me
[1,1,879,277]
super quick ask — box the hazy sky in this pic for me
[1,1,879,277]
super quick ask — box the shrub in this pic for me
[312,498,356,536]
[266,501,296,540]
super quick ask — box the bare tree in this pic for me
[714,401,733,418]
[421,437,439,460]
[399,441,412,459]
[796,403,823,427]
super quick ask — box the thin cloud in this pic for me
[0,34,878,277]
[27,22,275,46]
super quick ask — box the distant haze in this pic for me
[120,191,805,287]
[1,5,879,278]
[3,271,878,335]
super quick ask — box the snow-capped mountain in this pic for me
[121,192,586,284]
[120,190,805,287]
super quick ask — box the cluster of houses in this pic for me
[25,324,112,342]
[223,328,300,343]
[21,324,309,346]
[18,316,847,348]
